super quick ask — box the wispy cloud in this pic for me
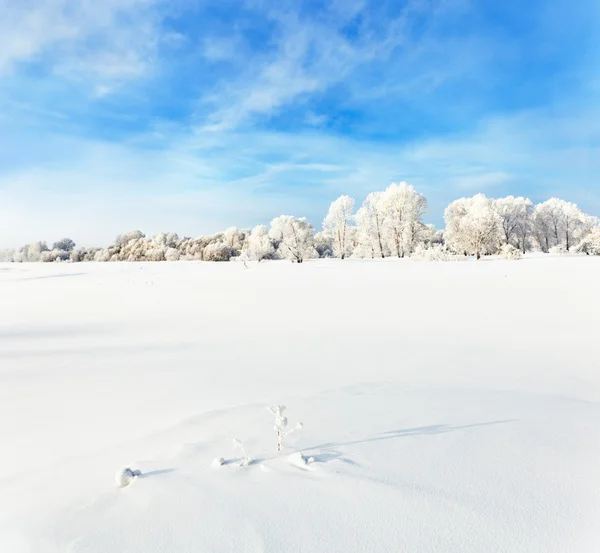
[196,0,429,131]
[0,0,171,91]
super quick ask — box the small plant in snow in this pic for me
[233,438,252,466]
[501,244,522,260]
[115,467,142,487]
[266,405,303,454]
[288,452,315,467]
[212,457,225,468]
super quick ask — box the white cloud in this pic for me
[0,0,167,90]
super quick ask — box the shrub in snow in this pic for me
[501,244,522,260]
[144,246,166,262]
[411,244,453,261]
[266,405,303,454]
[549,244,568,255]
[116,467,141,487]
[164,247,180,261]
[203,242,232,262]
[94,248,112,262]
[575,226,600,255]
[40,249,71,262]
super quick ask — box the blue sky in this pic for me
[1,0,599,247]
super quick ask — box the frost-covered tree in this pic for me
[534,198,587,251]
[561,201,586,251]
[575,225,600,255]
[269,215,317,263]
[444,194,501,259]
[533,203,553,252]
[115,230,145,249]
[355,192,386,258]
[203,242,232,261]
[244,225,274,262]
[52,238,76,252]
[15,241,49,262]
[323,195,355,259]
[380,182,427,257]
[223,227,247,252]
[494,197,533,252]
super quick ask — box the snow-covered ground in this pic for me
[1,257,599,552]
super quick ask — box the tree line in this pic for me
[2,183,600,263]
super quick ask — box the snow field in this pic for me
[0,257,599,552]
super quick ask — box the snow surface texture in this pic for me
[0,257,599,552]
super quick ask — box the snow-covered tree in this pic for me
[575,225,600,255]
[269,215,317,263]
[561,201,586,251]
[14,241,49,262]
[323,195,355,259]
[115,230,145,249]
[380,182,427,257]
[222,227,247,253]
[52,238,76,252]
[355,192,386,258]
[533,203,553,252]
[534,198,588,251]
[244,225,274,262]
[494,197,533,252]
[444,194,501,259]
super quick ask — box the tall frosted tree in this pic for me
[494,196,533,252]
[355,192,386,258]
[380,182,427,257]
[244,225,274,262]
[445,194,501,259]
[534,198,587,251]
[323,195,355,259]
[269,216,317,263]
